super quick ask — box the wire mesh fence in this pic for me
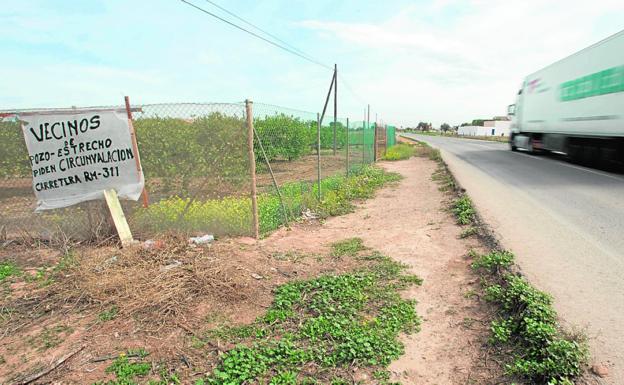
[0,100,393,242]
[0,103,255,241]
[129,102,253,238]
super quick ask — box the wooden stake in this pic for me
[124,96,149,208]
[103,189,134,247]
[245,100,260,239]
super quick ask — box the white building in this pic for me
[457,120,511,137]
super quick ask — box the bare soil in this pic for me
[1,155,503,384]
[266,159,503,384]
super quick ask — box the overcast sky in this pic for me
[1,0,623,126]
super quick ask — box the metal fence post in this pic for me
[245,100,260,239]
[317,112,321,201]
[374,122,378,162]
[363,109,366,165]
[346,118,349,176]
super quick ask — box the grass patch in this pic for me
[330,237,366,258]
[472,250,588,384]
[0,262,20,282]
[382,143,415,161]
[134,165,400,236]
[452,195,475,225]
[192,246,421,384]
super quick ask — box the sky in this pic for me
[1,0,623,127]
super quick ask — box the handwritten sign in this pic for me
[20,110,144,211]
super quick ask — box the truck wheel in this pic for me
[510,134,518,151]
[526,137,535,154]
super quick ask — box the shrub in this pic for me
[134,113,249,194]
[255,114,314,162]
[320,122,347,150]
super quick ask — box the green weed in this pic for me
[92,350,177,385]
[193,246,421,384]
[330,237,366,258]
[383,143,415,161]
[471,250,514,273]
[0,262,20,282]
[135,166,399,236]
[453,195,476,225]
[472,250,588,383]
[98,306,119,322]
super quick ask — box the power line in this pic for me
[202,0,311,60]
[178,0,333,70]
[341,76,367,105]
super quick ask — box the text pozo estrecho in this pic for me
[26,114,135,192]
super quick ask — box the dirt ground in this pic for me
[266,158,502,384]
[1,155,503,384]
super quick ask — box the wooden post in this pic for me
[103,189,134,247]
[245,100,260,239]
[346,118,350,176]
[333,64,337,156]
[317,113,321,201]
[124,96,149,208]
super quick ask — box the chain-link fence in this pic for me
[0,100,389,242]
[129,103,253,238]
[0,103,255,240]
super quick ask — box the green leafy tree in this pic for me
[135,112,248,195]
[254,114,314,162]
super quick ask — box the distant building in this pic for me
[457,119,511,137]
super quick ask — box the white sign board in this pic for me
[20,110,144,211]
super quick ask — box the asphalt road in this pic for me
[402,133,624,383]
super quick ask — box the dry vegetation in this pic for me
[0,233,369,384]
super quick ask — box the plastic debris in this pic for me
[189,234,215,244]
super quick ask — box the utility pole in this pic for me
[333,64,337,156]
[317,113,321,200]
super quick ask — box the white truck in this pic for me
[508,29,624,168]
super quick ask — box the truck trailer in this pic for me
[508,29,624,168]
